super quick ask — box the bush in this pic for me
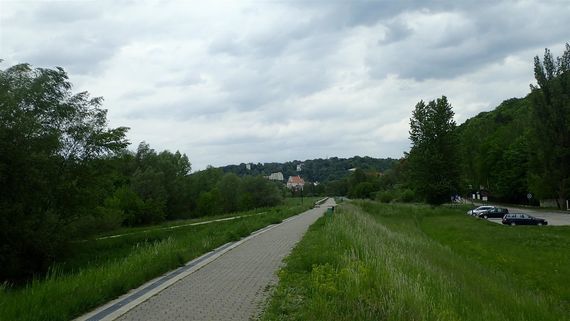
[398,189,416,203]
[376,190,395,203]
[69,207,124,237]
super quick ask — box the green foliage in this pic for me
[376,190,396,203]
[239,176,283,209]
[456,98,532,203]
[408,96,460,204]
[528,44,570,207]
[217,173,241,212]
[453,44,570,207]
[352,182,375,199]
[0,63,128,281]
[375,188,415,203]
[221,156,397,183]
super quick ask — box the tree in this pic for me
[529,44,570,208]
[408,96,460,205]
[217,173,241,213]
[0,63,129,281]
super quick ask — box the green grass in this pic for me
[261,201,570,321]
[0,198,318,321]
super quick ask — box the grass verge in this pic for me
[0,198,317,321]
[261,201,570,321]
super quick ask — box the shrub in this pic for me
[398,189,415,203]
[376,190,395,203]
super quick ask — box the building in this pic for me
[287,175,305,190]
[267,172,284,181]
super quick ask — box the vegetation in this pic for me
[0,63,283,283]
[456,97,532,204]
[408,96,460,204]
[0,199,316,321]
[373,43,570,207]
[220,156,397,183]
[262,201,570,321]
[528,44,570,207]
[0,64,129,282]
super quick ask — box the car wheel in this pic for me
[483,215,488,219]
[510,222,516,226]
[538,222,543,226]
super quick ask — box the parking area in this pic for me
[482,206,570,226]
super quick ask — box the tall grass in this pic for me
[262,201,570,321]
[0,199,316,321]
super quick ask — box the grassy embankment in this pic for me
[262,201,570,321]
[0,197,318,321]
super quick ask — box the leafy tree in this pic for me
[0,63,128,280]
[239,176,283,209]
[408,96,460,205]
[353,182,375,199]
[196,189,223,216]
[217,173,241,213]
[528,44,570,208]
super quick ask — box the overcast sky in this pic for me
[1,0,568,171]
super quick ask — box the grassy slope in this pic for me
[0,198,317,321]
[262,201,570,321]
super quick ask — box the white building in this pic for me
[267,172,284,181]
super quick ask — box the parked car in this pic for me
[467,206,496,216]
[502,213,548,226]
[478,207,508,219]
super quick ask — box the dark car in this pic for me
[478,207,508,219]
[502,213,548,226]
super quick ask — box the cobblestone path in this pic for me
[114,199,334,321]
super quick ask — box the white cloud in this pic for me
[1,0,569,170]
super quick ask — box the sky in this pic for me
[1,0,569,171]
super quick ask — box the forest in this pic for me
[220,156,397,183]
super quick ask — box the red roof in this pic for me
[288,176,305,184]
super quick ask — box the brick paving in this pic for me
[115,199,334,321]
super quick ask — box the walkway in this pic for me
[78,198,335,321]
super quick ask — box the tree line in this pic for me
[220,156,397,183]
[372,44,570,207]
[0,63,282,282]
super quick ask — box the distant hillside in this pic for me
[457,96,532,203]
[219,156,398,183]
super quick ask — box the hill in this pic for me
[456,96,533,203]
[219,156,398,183]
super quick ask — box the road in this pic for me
[77,198,336,321]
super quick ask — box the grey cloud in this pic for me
[3,0,569,171]
[365,2,570,80]
[379,19,413,44]
[32,1,105,24]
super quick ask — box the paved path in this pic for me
[102,199,335,321]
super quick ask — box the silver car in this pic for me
[467,205,496,216]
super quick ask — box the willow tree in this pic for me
[0,63,129,280]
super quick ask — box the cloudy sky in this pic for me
[1,0,568,171]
